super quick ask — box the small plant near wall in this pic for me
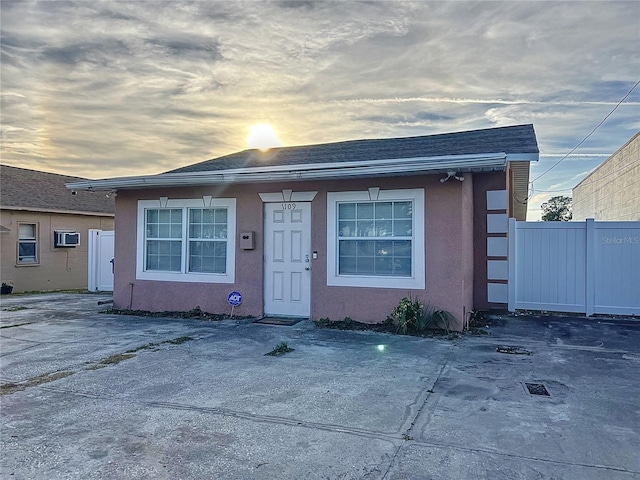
[390,295,424,334]
[389,295,452,334]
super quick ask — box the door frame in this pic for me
[259,190,317,317]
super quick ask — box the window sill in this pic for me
[327,274,425,290]
[136,270,235,284]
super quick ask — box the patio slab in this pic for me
[1,294,638,479]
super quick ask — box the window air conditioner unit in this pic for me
[55,231,80,247]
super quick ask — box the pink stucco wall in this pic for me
[113,174,484,331]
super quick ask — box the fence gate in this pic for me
[508,218,640,316]
[88,229,114,292]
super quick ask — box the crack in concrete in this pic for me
[32,384,402,444]
[381,344,455,480]
[403,439,640,475]
[19,380,640,478]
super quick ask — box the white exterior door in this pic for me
[264,202,312,317]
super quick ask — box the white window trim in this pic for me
[327,189,425,289]
[136,198,236,283]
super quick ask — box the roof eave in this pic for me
[0,205,115,217]
[66,153,515,192]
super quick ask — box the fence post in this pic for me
[585,218,595,316]
[88,229,99,292]
[508,218,517,312]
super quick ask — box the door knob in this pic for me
[305,267,310,271]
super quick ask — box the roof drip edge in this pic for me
[66,154,510,191]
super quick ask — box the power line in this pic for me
[530,79,640,184]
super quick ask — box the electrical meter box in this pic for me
[240,231,255,250]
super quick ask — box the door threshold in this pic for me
[253,316,306,326]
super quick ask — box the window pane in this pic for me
[338,221,355,237]
[147,241,159,254]
[159,210,171,223]
[18,242,37,262]
[190,256,202,272]
[339,240,356,256]
[393,220,412,236]
[375,257,393,275]
[393,240,412,257]
[19,243,36,256]
[158,256,172,270]
[356,220,374,237]
[202,225,215,238]
[18,224,36,239]
[394,257,412,276]
[375,220,393,237]
[147,224,159,238]
[338,203,356,220]
[171,209,182,223]
[394,201,412,218]
[375,202,392,220]
[170,256,182,272]
[339,255,357,274]
[147,210,158,223]
[356,256,374,274]
[203,209,215,223]
[376,240,393,256]
[170,224,182,238]
[215,209,227,223]
[214,257,226,274]
[356,240,375,256]
[214,242,226,256]
[213,225,226,239]
[159,225,170,238]
[356,203,374,219]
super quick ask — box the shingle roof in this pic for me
[168,124,538,174]
[0,165,115,215]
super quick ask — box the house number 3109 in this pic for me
[282,203,297,210]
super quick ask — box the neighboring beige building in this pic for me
[573,132,640,221]
[1,165,115,293]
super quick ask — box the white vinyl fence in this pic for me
[508,218,640,316]
[88,229,115,292]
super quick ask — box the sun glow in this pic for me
[247,124,283,151]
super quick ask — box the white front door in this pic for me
[264,202,312,317]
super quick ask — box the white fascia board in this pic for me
[66,153,508,191]
[506,153,539,162]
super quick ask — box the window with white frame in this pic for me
[137,199,236,283]
[327,189,425,289]
[17,223,38,265]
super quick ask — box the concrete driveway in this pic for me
[1,293,639,479]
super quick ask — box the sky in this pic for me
[1,0,639,219]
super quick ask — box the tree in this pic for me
[541,195,572,221]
